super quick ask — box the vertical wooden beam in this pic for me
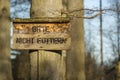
[0,0,13,80]
[39,50,44,80]
[37,50,40,80]
[30,51,37,80]
[62,50,67,80]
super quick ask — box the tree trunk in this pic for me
[0,0,13,80]
[117,62,120,80]
[30,0,64,18]
[30,0,66,80]
[67,0,86,80]
[30,0,85,80]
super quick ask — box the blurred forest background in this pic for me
[3,0,120,80]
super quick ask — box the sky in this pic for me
[84,0,117,64]
[10,0,118,64]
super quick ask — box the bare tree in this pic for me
[116,0,120,60]
[106,0,120,61]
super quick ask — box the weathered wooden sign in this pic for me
[12,18,71,50]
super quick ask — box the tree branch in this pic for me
[48,8,119,19]
[68,12,104,19]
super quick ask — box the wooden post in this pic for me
[37,50,40,80]
[30,51,37,80]
[62,50,67,80]
[12,18,70,80]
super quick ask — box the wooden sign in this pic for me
[12,18,71,50]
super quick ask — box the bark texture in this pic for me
[30,0,64,17]
[0,0,13,80]
[30,0,85,80]
[30,0,65,80]
[67,0,86,80]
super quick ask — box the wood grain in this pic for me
[12,22,71,50]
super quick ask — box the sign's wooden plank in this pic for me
[12,21,71,50]
[13,23,70,34]
[12,33,71,50]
